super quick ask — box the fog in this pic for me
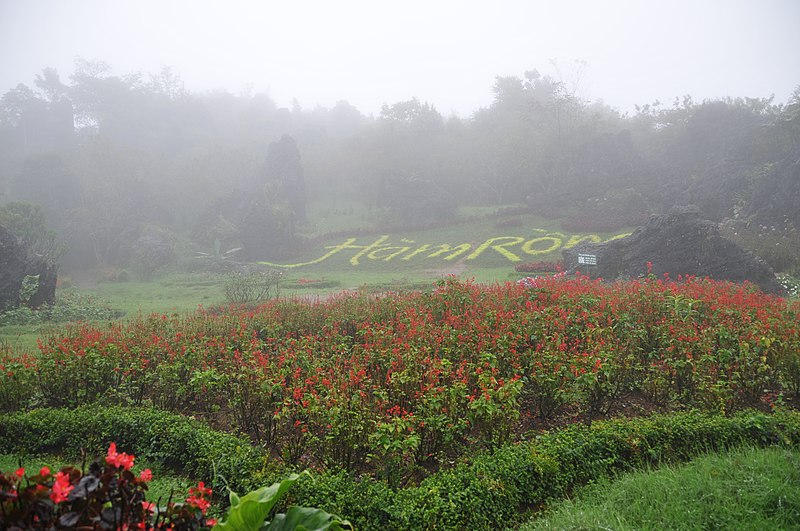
[2,0,799,116]
[0,0,798,292]
[2,2,800,522]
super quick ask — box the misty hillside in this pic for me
[1,63,798,276]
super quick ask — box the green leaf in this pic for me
[264,506,353,531]
[215,472,305,531]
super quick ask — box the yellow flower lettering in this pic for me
[467,237,525,262]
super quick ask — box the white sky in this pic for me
[1,0,798,117]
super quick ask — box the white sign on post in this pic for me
[578,253,598,266]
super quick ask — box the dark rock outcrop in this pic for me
[0,224,57,310]
[562,206,787,296]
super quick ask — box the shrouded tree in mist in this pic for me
[13,155,82,228]
[366,99,458,225]
[377,171,456,226]
[235,135,307,261]
[0,201,65,268]
[742,86,800,229]
[261,134,307,226]
[0,201,63,308]
[0,74,74,156]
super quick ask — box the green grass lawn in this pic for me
[521,445,800,530]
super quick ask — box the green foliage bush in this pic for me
[0,289,123,326]
[219,472,352,530]
[2,407,798,530]
[287,471,395,530]
[0,201,66,267]
[0,406,271,496]
[224,269,283,304]
[373,409,800,530]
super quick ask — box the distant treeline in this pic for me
[0,61,797,270]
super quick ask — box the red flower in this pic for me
[187,481,212,514]
[50,471,74,504]
[187,494,211,513]
[189,481,212,497]
[14,467,24,479]
[139,468,153,482]
[39,466,51,477]
[106,442,135,470]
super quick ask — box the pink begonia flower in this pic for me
[50,471,74,504]
[106,442,135,470]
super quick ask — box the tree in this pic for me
[13,155,81,226]
[0,202,62,309]
[0,201,65,267]
[261,134,307,226]
[0,75,73,154]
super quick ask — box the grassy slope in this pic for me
[1,205,630,353]
[269,206,626,280]
[521,446,800,530]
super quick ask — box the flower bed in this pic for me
[0,442,215,530]
[0,440,350,530]
[2,276,798,485]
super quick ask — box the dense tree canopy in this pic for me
[0,61,796,271]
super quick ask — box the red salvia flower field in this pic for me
[3,276,798,482]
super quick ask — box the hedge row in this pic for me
[290,409,800,529]
[1,407,799,529]
[0,406,271,495]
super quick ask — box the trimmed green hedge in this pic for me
[0,406,271,495]
[2,407,799,529]
[290,409,800,529]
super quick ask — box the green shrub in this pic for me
[224,269,282,304]
[294,409,800,530]
[217,471,352,530]
[2,407,799,530]
[288,471,396,530]
[0,406,271,495]
[0,288,122,326]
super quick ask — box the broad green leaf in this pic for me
[214,472,305,530]
[264,506,353,531]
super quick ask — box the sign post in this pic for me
[577,253,598,278]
